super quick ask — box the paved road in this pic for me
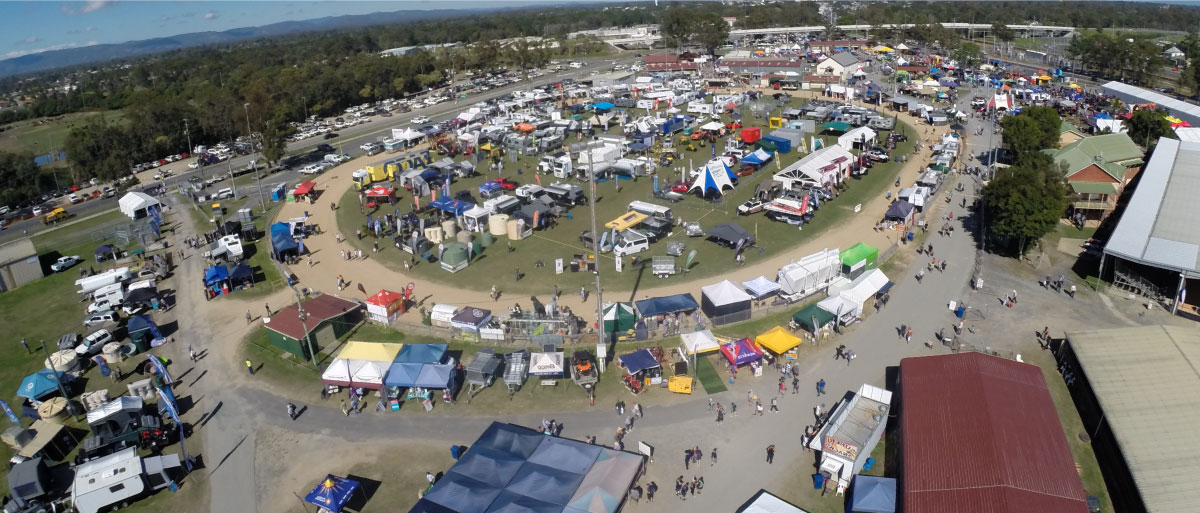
[0,56,637,244]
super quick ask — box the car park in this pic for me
[51,255,82,272]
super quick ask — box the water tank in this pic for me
[489,214,509,236]
[45,350,80,373]
[442,220,458,238]
[102,342,123,363]
[480,231,495,247]
[457,231,473,244]
[507,219,522,240]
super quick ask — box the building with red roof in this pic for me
[264,293,362,359]
[900,352,1089,513]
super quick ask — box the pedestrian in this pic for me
[817,378,826,396]
[835,345,845,359]
[906,328,913,343]
[625,415,634,432]
[20,338,29,354]
[707,397,715,412]
[1011,289,1018,303]
[770,397,779,412]
[340,400,350,416]
[1069,284,1076,298]
[1041,326,1050,340]
[634,402,643,418]
[730,402,737,416]
[647,482,657,502]
[765,444,775,464]
[307,254,312,267]
[846,350,856,366]
[755,400,764,416]
[747,390,754,405]
[553,285,559,298]
[491,284,498,301]
[426,472,435,484]
[778,380,786,396]
[715,408,724,424]
[580,286,587,302]
[350,396,359,414]
[264,303,271,317]
[710,447,717,465]
[683,450,692,470]
[287,403,297,421]
[188,345,197,362]
[814,403,824,422]
[899,324,907,339]
[245,360,254,375]
[515,267,521,281]
[792,376,799,394]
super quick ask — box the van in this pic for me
[216,188,235,200]
[627,200,673,221]
[544,183,585,206]
[613,230,649,257]
[639,217,673,242]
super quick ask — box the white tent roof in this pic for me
[321,358,352,383]
[529,351,564,376]
[838,126,877,150]
[392,127,425,142]
[838,269,890,307]
[738,491,810,513]
[701,279,753,307]
[118,192,160,219]
[775,145,855,188]
[689,160,735,196]
[743,276,782,298]
[817,295,856,317]
[680,330,720,355]
[700,121,725,131]
[351,360,388,387]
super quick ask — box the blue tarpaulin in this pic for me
[17,370,67,400]
[850,475,896,513]
[589,102,614,111]
[394,343,448,364]
[617,349,660,375]
[739,149,772,166]
[304,474,360,513]
[635,294,699,317]
[429,196,474,216]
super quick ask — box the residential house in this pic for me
[1049,133,1145,222]
[1059,121,1085,146]
[1164,45,1186,62]
[815,53,864,80]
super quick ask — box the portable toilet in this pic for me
[270,184,286,202]
[741,127,762,144]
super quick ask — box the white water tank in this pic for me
[489,214,509,236]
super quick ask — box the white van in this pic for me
[613,230,649,257]
[627,201,673,221]
[216,187,235,199]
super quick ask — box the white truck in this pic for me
[76,267,131,295]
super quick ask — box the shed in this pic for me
[0,239,43,292]
[264,294,361,359]
[701,280,753,325]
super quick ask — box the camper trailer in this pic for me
[76,268,132,295]
[627,200,674,221]
[538,153,572,178]
[544,183,586,206]
[71,447,183,513]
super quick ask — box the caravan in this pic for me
[627,200,674,221]
[537,153,572,178]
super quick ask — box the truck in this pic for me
[75,267,131,295]
[537,153,572,178]
[41,208,67,225]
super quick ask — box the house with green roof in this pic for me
[1049,133,1144,222]
[1058,121,1085,146]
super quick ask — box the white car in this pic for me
[215,187,235,199]
[83,310,119,328]
[737,199,765,216]
[32,206,45,216]
[88,297,121,314]
[411,115,430,124]
[75,329,114,356]
[68,193,82,204]
[51,255,82,272]
[188,160,201,169]
[299,164,324,175]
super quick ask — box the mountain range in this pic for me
[0,8,489,78]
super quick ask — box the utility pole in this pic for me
[42,340,82,421]
[184,118,201,181]
[244,103,266,214]
[586,140,605,352]
[290,284,317,365]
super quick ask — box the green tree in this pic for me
[660,8,694,50]
[692,12,731,55]
[951,42,983,68]
[259,123,288,169]
[1022,106,1063,149]
[991,22,1016,43]
[999,116,1047,162]
[1128,109,1173,147]
[982,155,1070,255]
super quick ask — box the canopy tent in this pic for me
[817,296,857,323]
[838,126,877,150]
[429,197,475,217]
[305,475,360,513]
[320,359,353,387]
[118,191,161,220]
[364,290,405,324]
[394,343,448,364]
[721,338,764,367]
[415,364,455,389]
[203,265,229,286]
[737,490,808,513]
[688,160,736,197]
[383,362,423,387]
[337,341,403,362]
[635,294,699,317]
[793,303,836,333]
[602,302,637,333]
[701,280,753,324]
[700,121,725,131]
[292,181,316,196]
[743,276,782,298]
[838,269,890,315]
[451,307,492,333]
[756,326,803,355]
[617,349,660,375]
[94,244,116,261]
[707,223,755,248]
[529,352,565,376]
[850,476,896,513]
[18,370,67,401]
[739,148,774,167]
[569,451,644,513]
[350,360,389,390]
[818,121,851,133]
[884,200,915,222]
[680,330,721,355]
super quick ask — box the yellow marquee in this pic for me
[755,326,803,354]
[336,341,404,362]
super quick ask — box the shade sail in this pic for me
[529,352,564,376]
[635,294,698,317]
[680,330,720,355]
[755,326,803,354]
[617,349,660,375]
[337,341,403,362]
[720,338,764,366]
[395,343,448,364]
[305,475,359,513]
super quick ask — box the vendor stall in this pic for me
[807,384,893,494]
[635,293,699,317]
[17,370,68,402]
[530,351,565,382]
[203,265,231,298]
[321,359,353,388]
[450,307,492,333]
[287,181,317,203]
[430,304,458,328]
[721,338,764,375]
[602,302,637,334]
[793,303,836,334]
[743,276,782,299]
[305,475,361,513]
[364,289,405,324]
[756,326,803,357]
[701,280,753,325]
[679,330,721,356]
[618,348,663,394]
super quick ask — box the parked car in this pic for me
[83,310,120,328]
[737,199,765,215]
[489,178,518,190]
[412,115,430,124]
[51,255,83,272]
[323,132,340,140]
[298,164,324,175]
[88,297,122,314]
[75,329,115,356]
[215,188,235,200]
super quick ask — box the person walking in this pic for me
[188,345,197,362]
[245,360,255,375]
[634,402,643,419]
[710,447,717,466]
[647,482,657,503]
[580,286,587,302]
[792,376,800,394]
[906,328,913,343]
[814,403,824,422]
[264,303,271,317]
[19,338,29,354]
[817,378,826,396]
[246,310,253,325]
[287,403,297,421]
[770,397,779,412]
[755,400,764,416]
[683,450,692,470]
[515,267,521,282]
[340,400,350,416]
[765,445,776,464]
[1069,284,1077,298]
[778,380,786,397]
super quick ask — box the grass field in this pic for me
[183,194,286,297]
[336,100,916,296]
[0,110,125,154]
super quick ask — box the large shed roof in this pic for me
[264,294,361,341]
[1065,325,1200,513]
[900,353,1088,513]
[1102,81,1200,126]
[1104,137,1200,276]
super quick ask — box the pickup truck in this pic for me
[361,142,383,156]
[51,255,82,272]
[298,164,324,175]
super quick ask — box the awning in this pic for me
[529,352,564,376]
[617,349,660,375]
[720,338,764,366]
[293,181,316,196]
[635,294,699,317]
[755,326,803,354]
[305,475,360,513]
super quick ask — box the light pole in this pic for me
[585,139,605,351]
[244,103,267,213]
[289,284,317,365]
[184,118,201,181]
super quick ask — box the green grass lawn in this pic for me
[335,103,916,297]
[0,110,125,154]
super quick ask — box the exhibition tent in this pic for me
[756,326,803,354]
[793,304,836,333]
[17,370,67,400]
[320,359,353,388]
[617,349,660,375]
[841,242,878,276]
[337,341,403,362]
[680,330,721,355]
[635,294,699,317]
[839,269,890,313]
[349,360,388,390]
[304,475,360,513]
[395,343,448,364]
[701,279,753,324]
[569,451,644,513]
[688,159,735,197]
[739,148,774,166]
[414,364,455,389]
[383,362,425,388]
[602,302,637,333]
[743,276,782,298]
[850,476,896,513]
[429,197,475,217]
[720,338,764,367]
[706,223,755,248]
[530,352,565,376]
[737,490,809,513]
[451,308,493,332]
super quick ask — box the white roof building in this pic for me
[773,145,856,189]
[118,192,161,220]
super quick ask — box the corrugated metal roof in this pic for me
[1066,326,1200,513]
[900,353,1088,513]
[1102,81,1200,126]
[1104,137,1200,276]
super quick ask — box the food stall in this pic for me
[755,326,804,360]
[364,289,405,324]
[720,338,765,376]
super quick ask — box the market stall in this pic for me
[450,307,492,333]
[743,276,782,299]
[792,303,837,334]
[430,304,458,328]
[529,351,565,383]
[364,289,405,324]
[618,348,662,394]
[304,475,361,513]
[680,330,721,356]
[602,302,637,334]
[756,326,804,358]
[701,280,753,325]
[321,359,353,388]
[721,338,765,375]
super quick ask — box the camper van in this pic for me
[639,217,673,242]
[538,153,572,178]
[627,200,673,221]
[483,195,521,215]
[544,182,585,206]
[612,230,650,257]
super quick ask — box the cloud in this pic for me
[203,11,216,20]
[20,36,39,45]
[4,40,97,59]
[160,15,171,22]
[60,1,116,15]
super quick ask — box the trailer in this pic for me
[570,350,599,405]
[503,350,529,397]
[652,256,678,278]
[464,348,503,403]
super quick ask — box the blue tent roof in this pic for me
[17,369,66,400]
[270,222,291,236]
[415,363,455,389]
[229,262,253,280]
[423,473,503,512]
[452,447,527,488]
[395,343,448,364]
[204,265,229,284]
[617,349,660,375]
[126,314,157,336]
[473,423,544,459]
[850,476,896,513]
[384,362,425,387]
[884,200,915,220]
[527,436,602,475]
[505,463,586,505]
[478,181,502,195]
[271,231,298,253]
[484,491,563,513]
[635,293,699,317]
[305,475,359,513]
[429,196,475,216]
[740,149,772,166]
[590,102,614,111]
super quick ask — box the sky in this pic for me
[0,1,571,60]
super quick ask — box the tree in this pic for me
[982,155,1070,255]
[1022,106,1063,149]
[1128,109,1173,147]
[692,12,731,55]
[660,8,694,50]
[951,42,983,68]
[260,123,288,169]
[991,22,1016,43]
[999,106,1061,163]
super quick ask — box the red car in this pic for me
[725,121,742,130]
[490,178,518,190]
[670,180,689,193]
